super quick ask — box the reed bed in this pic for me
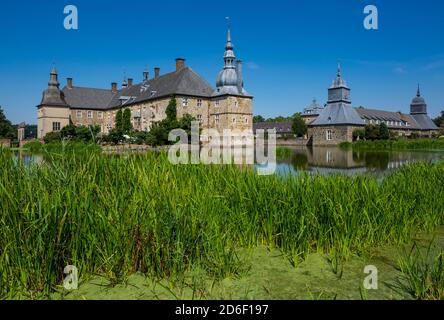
[1,147,443,297]
[348,138,444,151]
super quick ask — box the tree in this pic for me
[253,115,265,123]
[61,124,77,139]
[115,109,123,133]
[0,106,16,139]
[166,96,177,123]
[291,113,307,138]
[44,131,62,144]
[379,123,390,140]
[433,111,444,127]
[353,129,365,141]
[122,108,132,133]
[364,124,380,141]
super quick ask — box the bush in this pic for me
[353,129,365,141]
[22,140,43,152]
[43,131,62,144]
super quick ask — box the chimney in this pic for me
[111,82,117,93]
[154,67,160,79]
[176,58,185,71]
[143,70,149,81]
[67,78,73,89]
[128,78,133,88]
[236,60,243,92]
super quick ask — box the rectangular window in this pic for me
[197,99,202,107]
[234,101,238,108]
[87,111,93,119]
[197,114,203,123]
[98,112,103,119]
[182,97,188,107]
[215,100,220,107]
[215,114,220,124]
[53,122,61,132]
[77,111,82,118]
[326,130,333,141]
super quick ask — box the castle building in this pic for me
[37,29,253,139]
[307,65,439,145]
[254,64,439,145]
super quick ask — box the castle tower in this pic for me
[410,84,427,115]
[210,24,253,133]
[309,64,364,145]
[37,66,71,139]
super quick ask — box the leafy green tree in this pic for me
[115,109,123,133]
[433,111,444,127]
[61,125,77,139]
[0,107,16,139]
[123,108,132,133]
[146,121,170,146]
[379,123,390,140]
[76,125,100,142]
[291,113,307,138]
[166,96,177,123]
[253,115,265,123]
[365,124,380,141]
[44,131,62,144]
[353,129,365,141]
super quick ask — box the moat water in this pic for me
[273,146,444,176]
[12,146,444,176]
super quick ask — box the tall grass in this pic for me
[397,243,444,300]
[1,147,444,298]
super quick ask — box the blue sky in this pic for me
[0,0,443,124]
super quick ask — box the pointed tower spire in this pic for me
[225,17,233,50]
[337,61,341,79]
[417,83,421,97]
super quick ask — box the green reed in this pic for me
[349,138,444,151]
[1,147,443,297]
[397,243,444,300]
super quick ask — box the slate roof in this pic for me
[62,67,215,110]
[356,107,438,131]
[253,121,293,134]
[411,114,439,130]
[311,104,365,126]
[63,87,115,110]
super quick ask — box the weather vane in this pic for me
[225,16,231,30]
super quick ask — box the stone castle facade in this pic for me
[37,30,253,139]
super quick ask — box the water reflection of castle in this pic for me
[282,147,444,172]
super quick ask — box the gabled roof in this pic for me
[63,87,116,110]
[311,103,365,126]
[253,121,292,134]
[411,114,439,130]
[355,108,403,122]
[62,67,215,110]
[108,67,214,108]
